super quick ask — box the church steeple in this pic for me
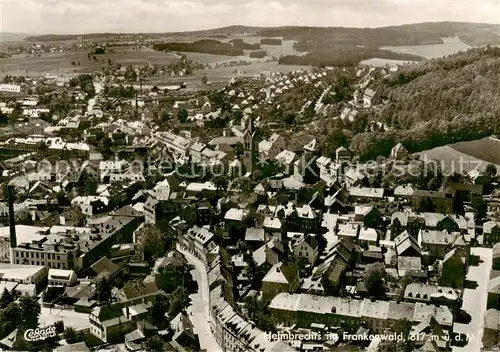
[243,115,255,175]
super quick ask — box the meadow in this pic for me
[415,137,500,174]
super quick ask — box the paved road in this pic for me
[453,247,493,352]
[177,245,222,352]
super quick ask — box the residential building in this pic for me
[411,189,455,214]
[11,213,139,271]
[0,263,48,296]
[390,143,409,160]
[269,293,453,332]
[258,133,286,160]
[262,262,300,300]
[48,268,77,287]
[363,89,380,107]
[155,132,190,157]
[349,187,384,203]
[89,302,149,343]
[291,234,318,265]
[335,146,351,164]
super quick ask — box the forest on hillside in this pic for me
[152,40,244,56]
[264,22,500,67]
[259,22,500,47]
[347,47,500,160]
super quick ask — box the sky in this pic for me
[0,0,499,34]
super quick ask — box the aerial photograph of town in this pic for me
[0,0,500,351]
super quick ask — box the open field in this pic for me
[0,46,178,76]
[415,140,500,175]
[360,57,418,67]
[450,137,500,165]
[381,37,471,59]
[178,51,246,64]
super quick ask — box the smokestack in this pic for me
[7,186,16,264]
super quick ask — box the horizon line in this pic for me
[10,20,500,37]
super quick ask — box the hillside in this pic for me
[349,47,500,160]
[25,22,500,45]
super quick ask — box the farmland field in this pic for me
[450,137,500,165]
[415,137,500,174]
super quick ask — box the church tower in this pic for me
[243,115,256,175]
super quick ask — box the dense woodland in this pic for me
[348,47,500,160]
[229,39,261,50]
[153,40,244,56]
[249,50,267,58]
[260,38,282,45]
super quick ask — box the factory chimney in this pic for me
[7,185,17,263]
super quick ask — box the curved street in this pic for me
[177,245,222,352]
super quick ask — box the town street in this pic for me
[452,247,493,352]
[177,245,221,352]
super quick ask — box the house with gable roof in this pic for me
[390,143,409,160]
[262,262,300,300]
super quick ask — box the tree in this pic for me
[157,265,193,294]
[37,142,49,156]
[212,175,228,193]
[161,110,170,125]
[138,224,167,263]
[144,336,166,352]
[418,197,436,213]
[63,327,84,343]
[124,65,137,82]
[363,263,387,299]
[96,277,112,302]
[485,163,498,178]
[177,109,188,124]
[71,205,86,227]
[54,320,64,334]
[283,113,296,125]
[98,137,112,157]
[244,297,277,333]
[0,288,14,309]
[234,142,244,158]
[168,287,191,318]
[77,171,98,196]
[378,318,414,352]
[151,294,170,328]
[472,197,488,222]
[19,296,41,329]
[0,302,21,337]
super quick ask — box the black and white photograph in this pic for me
[0,1,500,351]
